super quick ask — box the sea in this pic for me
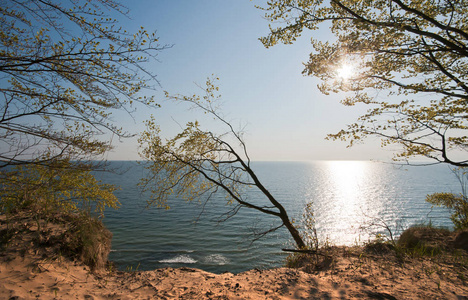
[97,160,459,274]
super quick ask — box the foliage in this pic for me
[0,0,166,168]
[427,192,468,230]
[0,158,119,219]
[426,168,468,229]
[139,78,306,249]
[0,1,164,267]
[259,0,468,166]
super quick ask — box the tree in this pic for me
[259,0,468,166]
[138,79,307,249]
[0,0,167,169]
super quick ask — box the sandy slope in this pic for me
[1,245,468,300]
[1,212,467,299]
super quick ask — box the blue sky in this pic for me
[107,0,392,161]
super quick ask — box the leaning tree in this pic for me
[139,79,307,249]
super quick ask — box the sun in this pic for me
[336,63,354,80]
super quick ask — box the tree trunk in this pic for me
[281,214,306,249]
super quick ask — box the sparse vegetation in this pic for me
[0,0,164,169]
[286,223,468,278]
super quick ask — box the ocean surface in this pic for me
[97,161,458,274]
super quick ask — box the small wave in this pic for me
[203,254,229,266]
[165,249,195,254]
[110,249,157,253]
[159,255,197,264]
[110,249,195,254]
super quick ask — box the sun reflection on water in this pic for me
[328,160,367,203]
[310,161,384,245]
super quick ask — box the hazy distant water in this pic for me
[98,161,457,273]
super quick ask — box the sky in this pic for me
[106,0,393,161]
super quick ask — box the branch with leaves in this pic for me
[259,0,468,165]
[139,79,306,249]
[0,158,119,219]
[0,0,169,168]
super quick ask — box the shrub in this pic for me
[397,225,450,256]
[61,213,113,270]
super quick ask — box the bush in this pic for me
[397,225,451,256]
[61,213,112,270]
[0,210,113,270]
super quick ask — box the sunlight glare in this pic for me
[328,161,366,202]
[336,63,354,80]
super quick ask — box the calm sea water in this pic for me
[97,161,457,274]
